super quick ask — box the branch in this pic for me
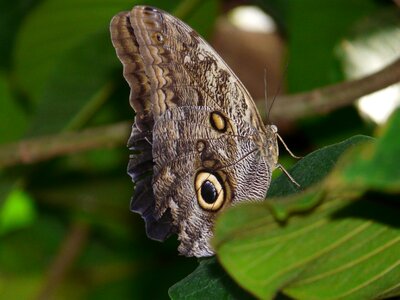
[0,122,130,168]
[265,57,400,123]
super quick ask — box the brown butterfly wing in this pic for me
[111,6,277,256]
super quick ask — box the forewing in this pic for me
[127,6,266,131]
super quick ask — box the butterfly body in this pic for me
[111,6,279,257]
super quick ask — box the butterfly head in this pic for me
[260,124,279,171]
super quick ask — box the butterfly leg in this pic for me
[276,163,301,188]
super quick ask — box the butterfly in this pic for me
[110,5,296,257]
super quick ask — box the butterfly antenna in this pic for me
[267,60,290,122]
[276,163,301,188]
[264,68,270,124]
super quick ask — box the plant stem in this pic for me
[265,57,400,123]
[0,122,130,168]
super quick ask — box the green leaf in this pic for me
[268,135,373,198]
[0,187,36,234]
[266,135,373,220]
[169,257,254,300]
[213,131,400,299]
[14,0,134,101]
[214,197,400,299]
[284,198,400,300]
[335,108,400,192]
[27,31,117,136]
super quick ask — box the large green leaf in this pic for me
[26,31,117,136]
[268,135,373,198]
[14,0,135,101]
[212,111,400,299]
[265,135,373,221]
[214,196,400,299]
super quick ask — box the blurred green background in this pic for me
[0,0,398,299]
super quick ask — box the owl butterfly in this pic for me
[110,5,293,257]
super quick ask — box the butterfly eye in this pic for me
[195,172,225,211]
[210,111,227,132]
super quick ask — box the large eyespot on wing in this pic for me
[128,5,266,132]
[194,171,231,211]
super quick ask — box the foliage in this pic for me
[0,0,398,299]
